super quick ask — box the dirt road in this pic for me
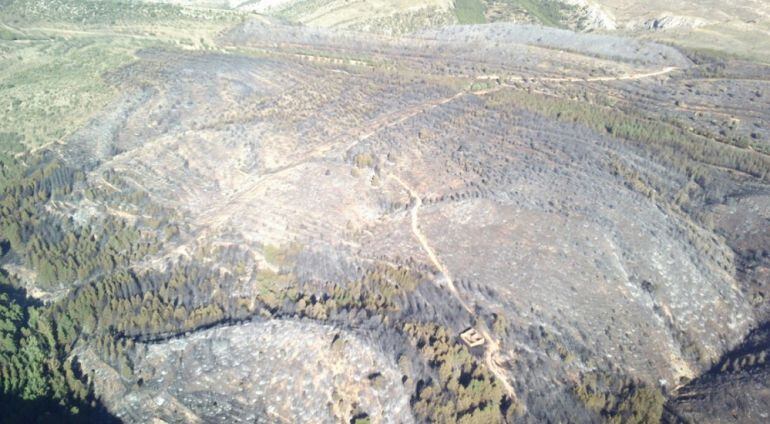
[388,174,518,401]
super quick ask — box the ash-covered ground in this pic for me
[1,7,769,423]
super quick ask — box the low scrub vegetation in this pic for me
[489,89,770,183]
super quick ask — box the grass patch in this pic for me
[0,1,240,153]
[454,0,487,25]
[511,0,569,27]
[487,0,570,28]
[0,26,27,41]
[0,0,232,27]
[262,243,301,268]
[652,21,770,64]
[0,36,147,150]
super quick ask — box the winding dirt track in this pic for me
[190,63,681,401]
[33,22,679,400]
[388,174,518,400]
[377,65,680,402]
[197,63,679,234]
[477,65,679,85]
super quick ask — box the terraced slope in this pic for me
[1,2,769,423]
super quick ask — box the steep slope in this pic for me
[667,323,770,423]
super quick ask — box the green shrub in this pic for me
[574,372,665,423]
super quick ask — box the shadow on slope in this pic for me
[0,391,119,424]
[666,322,770,423]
